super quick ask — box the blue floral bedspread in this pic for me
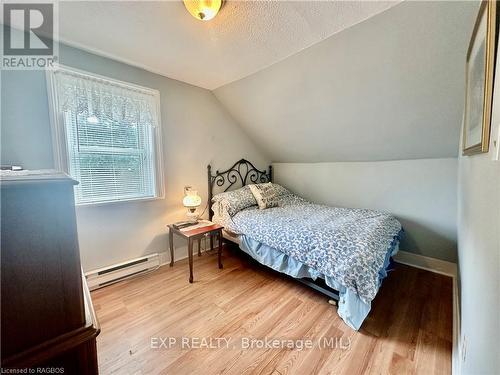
[229,195,402,305]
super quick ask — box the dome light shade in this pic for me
[183,190,201,208]
[183,0,222,21]
[183,189,201,222]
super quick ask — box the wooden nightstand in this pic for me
[167,222,223,283]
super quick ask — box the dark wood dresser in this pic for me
[1,171,100,373]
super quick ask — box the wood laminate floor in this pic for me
[91,246,452,375]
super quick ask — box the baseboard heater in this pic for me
[85,253,160,290]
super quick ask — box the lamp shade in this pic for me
[183,191,201,208]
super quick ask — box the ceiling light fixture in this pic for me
[183,0,222,21]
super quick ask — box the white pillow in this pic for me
[249,183,280,210]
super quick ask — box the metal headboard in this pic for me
[207,159,272,220]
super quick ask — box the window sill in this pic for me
[75,195,165,208]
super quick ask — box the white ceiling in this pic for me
[59,1,400,90]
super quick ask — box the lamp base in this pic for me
[186,209,199,223]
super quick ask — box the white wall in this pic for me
[213,1,476,264]
[1,42,269,271]
[274,158,458,262]
[214,1,480,163]
[457,39,500,374]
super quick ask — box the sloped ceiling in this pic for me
[58,1,400,90]
[214,1,481,162]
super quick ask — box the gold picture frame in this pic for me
[463,0,498,156]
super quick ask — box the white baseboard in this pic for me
[158,246,190,266]
[394,250,460,374]
[394,250,457,277]
[158,236,211,266]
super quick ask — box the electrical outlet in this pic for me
[461,336,467,363]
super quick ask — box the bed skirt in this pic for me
[238,231,402,330]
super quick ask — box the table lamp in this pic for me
[183,187,201,222]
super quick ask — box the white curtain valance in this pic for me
[54,69,158,128]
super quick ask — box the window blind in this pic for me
[52,68,161,205]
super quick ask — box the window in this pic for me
[48,66,164,205]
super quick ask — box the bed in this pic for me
[207,159,403,330]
